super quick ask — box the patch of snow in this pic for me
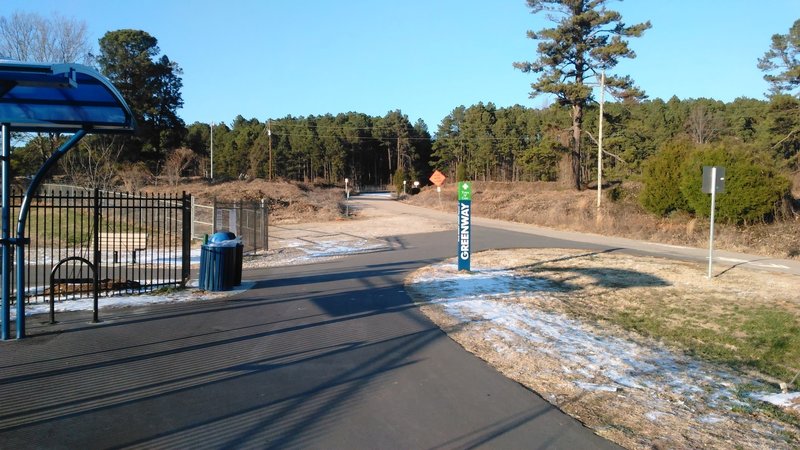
[13,281,256,319]
[244,236,391,268]
[575,382,619,392]
[698,414,726,424]
[356,192,392,199]
[645,411,668,422]
[752,392,800,410]
[415,264,557,301]
[408,261,784,418]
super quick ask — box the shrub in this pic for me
[394,167,407,194]
[640,141,692,215]
[679,143,791,224]
[605,183,624,203]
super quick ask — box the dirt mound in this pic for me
[143,179,345,224]
[405,181,800,260]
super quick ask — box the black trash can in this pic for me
[199,232,242,291]
[234,242,243,286]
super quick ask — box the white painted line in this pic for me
[651,243,692,250]
[751,263,790,270]
[713,256,790,270]
[717,257,749,263]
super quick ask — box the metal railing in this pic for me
[10,186,191,304]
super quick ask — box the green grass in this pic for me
[24,208,145,247]
[26,208,93,246]
[612,306,800,382]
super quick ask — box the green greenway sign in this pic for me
[457,182,472,201]
[457,182,471,271]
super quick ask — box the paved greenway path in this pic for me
[0,196,796,448]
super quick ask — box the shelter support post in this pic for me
[13,130,87,338]
[1,124,10,340]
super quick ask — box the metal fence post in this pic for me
[92,188,100,323]
[212,197,218,234]
[182,192,191,286]
[252,203,259,255]
[262,198,268,252]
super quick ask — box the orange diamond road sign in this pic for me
[429,170,446,187]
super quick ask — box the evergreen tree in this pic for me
[96,29,185,163]
[409,119,432,182]
[678,143,790,224]
[640,140,692,216]
[758,19,800,97]
[463,102,497,181]
[514,0,650,189]
[431,106,467,179]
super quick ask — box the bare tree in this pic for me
[685,104,722,145]
[60,136,123,191]
[117,162,153,193]
[161,147,198,186]
[2,11,95,181]
[0,11,91,63]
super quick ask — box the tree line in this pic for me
[183,111,433,188]
[427,94,799,182]
[2,7,798,223]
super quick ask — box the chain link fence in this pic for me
[191,198,269,255]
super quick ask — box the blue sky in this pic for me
[6,1,799,130]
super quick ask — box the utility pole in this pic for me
[267,119,273,181]
[210,121,214,181]
[396,135,401,172]
[597,69,605,213]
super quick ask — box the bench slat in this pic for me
[98,233,148,250]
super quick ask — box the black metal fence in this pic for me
[191,199,268,254]
[10,186,190,304]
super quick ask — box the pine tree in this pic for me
[758,19,800,97]
[514,0,650,190]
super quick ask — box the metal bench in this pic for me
[99,232,147,263]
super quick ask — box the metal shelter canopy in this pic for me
[0,61,135,133]
[0,61,136,340]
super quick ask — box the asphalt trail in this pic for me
[0,227,619,449]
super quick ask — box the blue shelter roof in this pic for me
[0,61,136,133]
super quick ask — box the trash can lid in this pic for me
[210,231,236,243]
